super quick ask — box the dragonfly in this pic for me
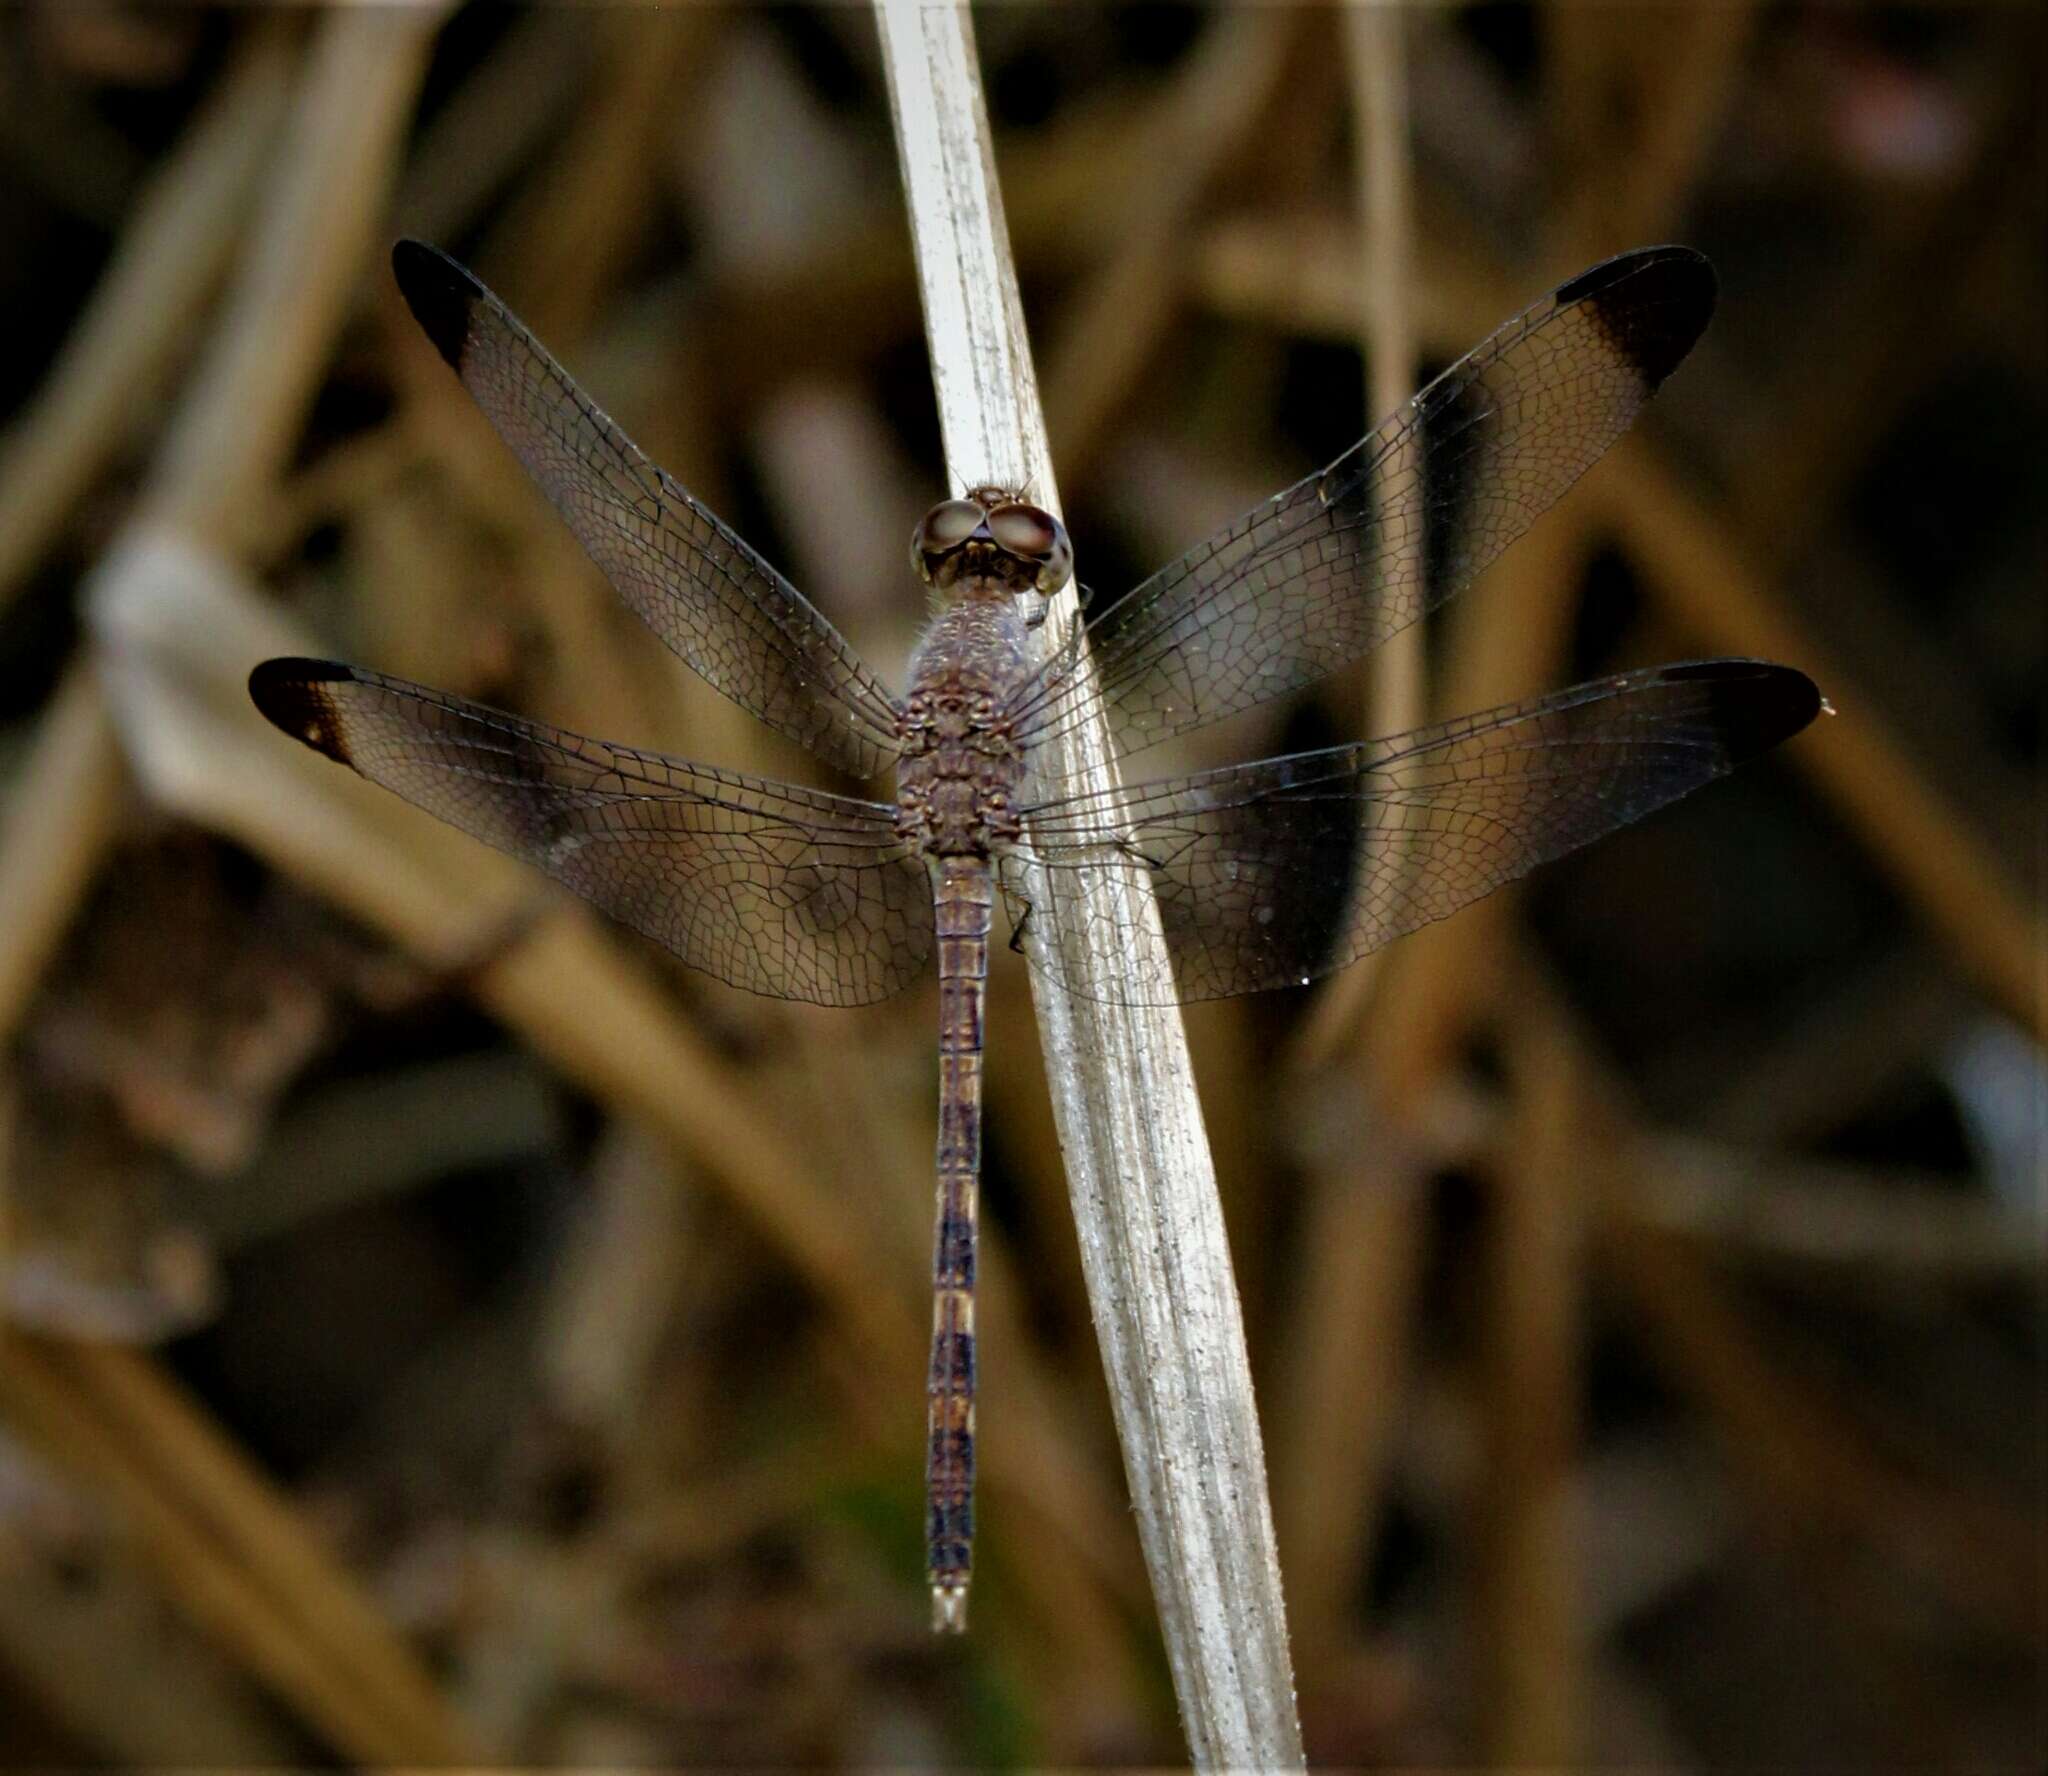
[252,239,1820,1633]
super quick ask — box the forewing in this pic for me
[250,659,932,1007]
[1007,247,1716,761]
[391,241,902,780]
[1014,661,1819,1005]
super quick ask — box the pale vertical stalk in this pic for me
[873,3,1302,1763]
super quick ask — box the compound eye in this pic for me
[913,499,991,581]
[987,503,1058,556]
[990,502,1073,594]
[919,500,985,549]
[911,499,988,582]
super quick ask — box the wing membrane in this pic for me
[250,659,932,1007]
[1014,661,1819,1005]
[392,241,903,779]
[1007,247,1716,762]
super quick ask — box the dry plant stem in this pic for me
[1268,1108,1426,1669]
[1270,2,1425,1670]
[874,1,1300,1758]
[1503,955,2047,1641]
[6,6,447,1047]
[482,5,713,347]
[1037,6,1299,478]
[1476,1015,1585,1767]
[0,1334,463,1763]
[1352,1,1423,744]
[1189,204,2041,1049]
[1417,1061,2039,1280]
[1632,1140,2040,1279]
[15,8,466,1762]
[148,8,451,546]
[46,1340,471,1760]
[94,531,919,1373]
[1556,1,1756,254]
[0,1523,297,1765]
[394,6,593,246]
[0,660,124,1041]
[0,20,295,611]
[1195,208,1501,353]
[1293,0,1421,1066]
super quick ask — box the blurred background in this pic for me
[0,1,2040,1767]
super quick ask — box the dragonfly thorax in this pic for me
[897,597,1035,857]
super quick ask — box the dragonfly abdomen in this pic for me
[927,857,991,1632]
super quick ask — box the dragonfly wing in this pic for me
[251,659,933,1007]
[392,241,903,780]
[1007,247,1716,761]
[1014,661,1819,1006]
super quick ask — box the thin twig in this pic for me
[873,2,1301,1762]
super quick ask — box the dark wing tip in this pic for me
[391,238,483,370]
[248,656,361,763]
[1557,245,1717,389]
[1660,658,1822,762]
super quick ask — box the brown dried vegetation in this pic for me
[0,4,2039,1766]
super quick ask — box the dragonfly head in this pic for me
[913,491,1073,598]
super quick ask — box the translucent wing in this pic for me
[1012,661,1819,1005]
[1006,247,1717,761]
[250,659,932,1007]
[392,241,903,780]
